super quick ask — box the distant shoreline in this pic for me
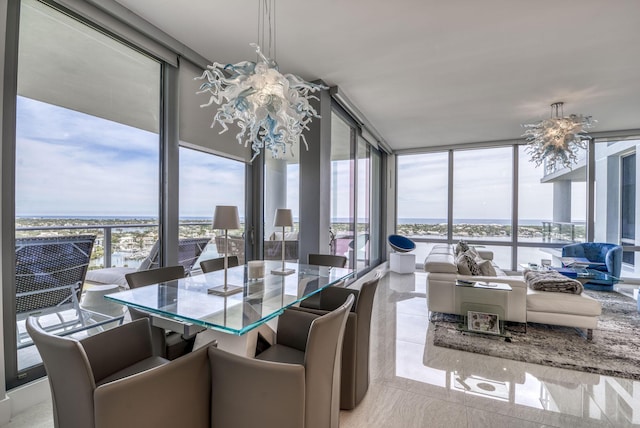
[15,216,570,226]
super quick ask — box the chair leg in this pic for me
[586,329,593,341]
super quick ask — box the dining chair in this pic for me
[300,253,348,309]
[308,253,348,268]
[292,273,381,409]
[27,317,168,428]
[29,316,214,428]
[94,345,212,428]
[208,294,354,428]
[124,266,194,360]
[199,255,239,273]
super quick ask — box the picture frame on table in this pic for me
[467,311,500,334]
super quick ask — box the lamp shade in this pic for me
[213,205,240,230]
[273,208,293,228]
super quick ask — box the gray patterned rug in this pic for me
[431,290,640,380]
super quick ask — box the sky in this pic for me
[16,96,245,218]
[16,95,587,222]
[397,147,587,221]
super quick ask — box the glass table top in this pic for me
[105,261,354,336]
[550,266,620,283]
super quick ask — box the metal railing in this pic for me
[16,222,211,268]
[541,221,585,243]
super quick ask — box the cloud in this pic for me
[397,148,557,220]
[179,147,246,217]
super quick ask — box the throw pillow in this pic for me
[456,253,472,275]
[457,250,481,276]
[464,251,482,275]
[455,240,470,256]
[477,259,497,276]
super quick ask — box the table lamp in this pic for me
[271,208,295,275]
[208,205,243,296]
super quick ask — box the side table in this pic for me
[455,281,512,337]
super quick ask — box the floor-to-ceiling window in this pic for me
[264,149,300,261]
[396,143,597,273]
[179,147,246,264]
[330,112,355,267]
[7,0,162,388]
[356,136,371,270]
[453,147,513,267]
[329,109,383,273]
[594,138,640,281]
[396,151,449,263]
[621,153,636,266]
[369,147,383,266]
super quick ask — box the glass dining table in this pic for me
[105,261,354,337]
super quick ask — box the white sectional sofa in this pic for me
[424,244,527,323]
[424,244,602,338]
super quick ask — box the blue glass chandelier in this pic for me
[197,1,326,162]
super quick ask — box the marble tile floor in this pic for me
[4,271,640,427]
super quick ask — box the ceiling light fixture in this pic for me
[197,0,326,162]
[523,102,595,173]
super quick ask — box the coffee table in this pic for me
[455,281,512,337]
[522,263,620,287]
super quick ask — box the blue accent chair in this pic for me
[561,242,622,289]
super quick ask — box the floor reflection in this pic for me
[375,270,640,427]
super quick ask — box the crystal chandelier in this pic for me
[523,102,595,173]
[197,0,326,162]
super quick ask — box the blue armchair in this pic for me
[561,242,622,288]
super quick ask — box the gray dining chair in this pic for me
[124,266,194,360]
[94,345,212,428]
[209,294,354,428]
[26,317,168,428]
[200,255,239,273]
[300,253,348,309]
[292,274,381,409]
[308,253,348,268]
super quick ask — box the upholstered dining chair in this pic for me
[292,273,380,409]
[29,316,214,428]
[300,253,348,309]
[199,255,239,273]
[209,294,354,428]
[27,317,167,428]
[124,266,194,360]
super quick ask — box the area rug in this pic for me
[430,290,640,380]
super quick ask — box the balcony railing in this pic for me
[16,222,212,269]
[541,221,585,243]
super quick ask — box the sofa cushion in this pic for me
[430,244,453,255]
[478,259,497,276]
[85,267,135,288]
[425,253,458,274]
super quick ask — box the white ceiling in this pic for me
[114,0,640,152]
